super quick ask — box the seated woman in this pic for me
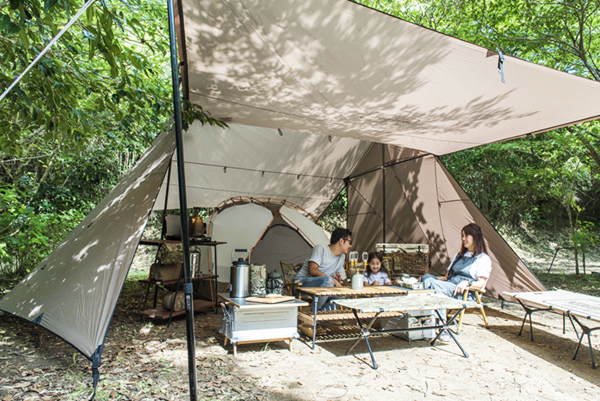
[422,223,491,300]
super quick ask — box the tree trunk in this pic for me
[567,127,600,170]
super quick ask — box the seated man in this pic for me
[294,227,352,310]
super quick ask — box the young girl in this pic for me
[363,252,392,286]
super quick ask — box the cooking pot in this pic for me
[230,249,251,298]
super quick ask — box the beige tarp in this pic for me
[178,0,600,155]
[0,132,175,358]
[347,146,545,298]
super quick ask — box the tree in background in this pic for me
[0,0,223,281]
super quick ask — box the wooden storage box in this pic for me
[376,243,430,276]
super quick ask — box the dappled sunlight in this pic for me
[73,240,99,263]
[27,304,43,319]
[180,0,600,156]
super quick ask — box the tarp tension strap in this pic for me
[89,345,103,401]
[497,50,506,83]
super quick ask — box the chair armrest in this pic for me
[466,286,486,294]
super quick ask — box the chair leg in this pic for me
[456,291,469,332]
[475,291,489,327]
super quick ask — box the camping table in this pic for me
[297,286,432,349]
[504,290,600,368]
[218,293,309,357]
[333,294,476,369]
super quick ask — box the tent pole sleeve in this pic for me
[161,160,173,240]
[167,0,197,400]
[382,144,386,245]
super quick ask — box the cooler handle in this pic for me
[232,249,251,263]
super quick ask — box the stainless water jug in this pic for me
[230,249,250,298]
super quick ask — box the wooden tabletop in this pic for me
[297,286,411,297]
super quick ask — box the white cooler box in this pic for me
[220,305,299,344]
[383,310,437,342]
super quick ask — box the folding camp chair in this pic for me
[456,268,491,331]
[279,261,304,296]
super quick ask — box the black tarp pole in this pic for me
[166,0,197,400]
[382,144,386,245]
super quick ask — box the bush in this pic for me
[0,186,85,282]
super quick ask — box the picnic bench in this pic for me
[504,290,600,368]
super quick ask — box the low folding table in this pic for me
[333,294,476,369]
[504,290,600,368]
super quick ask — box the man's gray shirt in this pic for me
[294,244,345,282]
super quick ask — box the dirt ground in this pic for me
[2,282,600,401]
[2,242,600,400]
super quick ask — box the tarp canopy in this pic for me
[3,0,600,368]
[177,0,600,155]
[0,132,175,359]
[346,147,544,298]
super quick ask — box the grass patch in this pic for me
[533,269,600,296]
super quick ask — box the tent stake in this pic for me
[167,0,197,400]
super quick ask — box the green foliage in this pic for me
[0,0,171,154]
[0,184,85,279]
[320,187,348,233]
[570,220,599,251]
[0,0,225,282]
[442,129,600,228]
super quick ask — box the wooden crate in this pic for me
[376,243,430,276]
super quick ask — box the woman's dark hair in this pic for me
[459,223,487,257]
[365,252,389,276]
